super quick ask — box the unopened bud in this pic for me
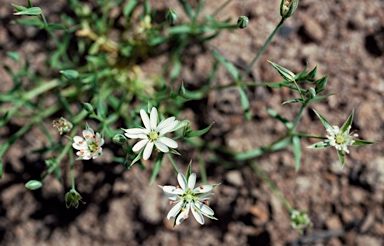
[305,87,316,99]
[65,189,83,209]
[112,134,127,145]
[53,117,73,135]
[166,8,178,25]
[25,180,42,190]
[237,16,249,29]
[280,0,298,19]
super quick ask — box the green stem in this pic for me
[166,153,180,174]
[291,104,306,132]
[241,18,285,80]
[251,163,292,212]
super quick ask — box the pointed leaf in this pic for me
[239,87,251,120]
[186,122,214,138]
[352,139,376,146]
[307,141,330,149]
[268,60,295,81]
[212,49,239,80]
[307,93,335,104]
[186,160,192,181]
[340,110,354,134]
[14,7,42,16]
[282,98,303,105]
[312,109,333,131]
[266,108,293,130]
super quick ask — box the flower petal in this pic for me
[197,193,214,201]
[195,201,214,216]
[167,201,182,220]
[188,173,196,190]
[150,107,158,130]
[176,202,190,225]
[82,129,94,140]
[140,109,151,130]
[123,128,148,139]
[132,139,149,152]
[177,173,187,191]
[191,203,205,225]
[156,117,176,131]
[158,137,178,149]
[193,185,213,193]
[154,140,169,153]
[159,119,179,135]
[143,141,154,160]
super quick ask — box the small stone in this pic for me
[326,215,342,230]
[225,170,244,187]
[360,213,375,233]
[302,18,324,42]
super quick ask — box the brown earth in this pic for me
[1,0,384,245]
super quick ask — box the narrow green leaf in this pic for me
[212,49,239,80]
[130,148,144,168]
[47,23,66,30]
[337,150,345,167]
[6,52,19,61]
[352,139,376,146]
[307,93,335,104]
[97,95,107,118]
[14,7,42,16]
[239,87,251,120]
[179,0,193,19]
[168,25,192,34]
[312,109,333,131]
[292,136,301,172]
[340,110,354,134]
[123,0,139,17]
[186,122,214,138]
[234,147,264,160]
[11,4,27,12]
[60,69,79,79]
[282,98,303,105]
[186,160,192,181]
[12,18,44,28]
[307,141,329,149]
[266,108,293,130]
[149,153,164,185]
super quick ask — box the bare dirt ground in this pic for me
[1,0,384,245]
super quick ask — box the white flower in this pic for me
[325,125,358,154]
[72,126,104,160]
[123,107,179,160]
[159,172,218,226]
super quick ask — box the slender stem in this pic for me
[241,18,285,80]
[291,104,306,132]
[252,163,292,212]
[166,153,180,174]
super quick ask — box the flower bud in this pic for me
[83,102,94,113]
[166,8,178,25]
[280,0,298,19]
[237,16,249,29]
[290,209,312,234]
[112,134,127,145]
[305,87,316,99]
[53,117,73,135]
[25,180,42,190]
[315,75,328,93]
[65,189,83,209]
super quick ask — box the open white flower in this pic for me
[72,126,104,160]
[123,107,179,160]
[325,125,358,154]
[159,171,218,226]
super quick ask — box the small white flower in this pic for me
[123,107,179,160]
[290,209,312,234]
[159,172,218,226]
[72,126,104,160]
[325,125,358,154]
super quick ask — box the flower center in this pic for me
[184,189,195,203]
[335,134,346,145]
[148,131,159,141]
[88,141,99,153]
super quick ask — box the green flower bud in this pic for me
[53,117,73,135]
[290,209,312,234]
[25,180,42,190]
[65,189,83,209]
[280,0,299,19]
[83,102,94,113]
[237,16,249,29]
[166,8,178,25]
[305,87,316,99]
[112,134,127,145]
[315,75,328,93]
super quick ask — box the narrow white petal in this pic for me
[154,141,169,153]
[167,201,182,220]
[82,129,94,139]
[177,173,187,191]
[143,141,154,160]
[124,128,148,139]
[150,107,158,129]
[162,185,184,195]
[140,109,151,130]
[159,120,179,135]
[132,139,148,152]
[158,137,178,148]
[192,204,205,225]
[188,173,196,190]
[193,185,213,193]
[157,117,176,131]
[195,201,214,216]
[176,203,190,225]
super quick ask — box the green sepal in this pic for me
[130,148,144,168]
[292,135,301,172]
[268,60,295,82]
[312,109,333,131]
[315,75,328,93]
[266,108,293,130]
[25,180,42,190]
[185,160,192,181]
[306,65,317,81]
